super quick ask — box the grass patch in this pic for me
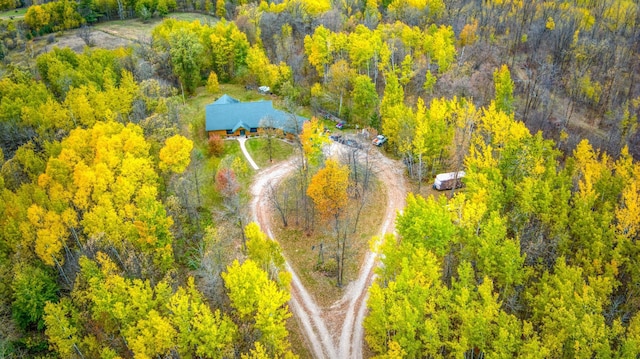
[273,180,387,307]
[287,316,313,359]
[244,138,294,168]
[93,12,216,41]
[217,83,271,102]
[0,7,26,20]
[167,12,217,24]
[94,18,162,40]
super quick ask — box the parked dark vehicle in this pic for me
[344,139,362,149]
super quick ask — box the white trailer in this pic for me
[433,171,465,190]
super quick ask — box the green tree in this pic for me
[246,45,292,92]
[395,193,455,257]
[493,64,515,115]
[44,299,84,358]
[304,25,334,83]
[168,277,237,358]
[351,74,379,127]
[209,20,250,81]
[427,24,456,72]
[12,264,59,331]
[0,0,18,11]
[412,97,455,187]
[25,5,52,34]
[380,71,408,147]
[125,310,177,358]
[527,259,614,358]
[365,248,451,357]
[169,28,204,94]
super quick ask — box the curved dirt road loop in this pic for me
[250,158,337,359]
[330,144,407,359]
[249,145,407,359]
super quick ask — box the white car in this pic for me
[372,135,387,146]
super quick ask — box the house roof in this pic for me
[205,95,307,134]
[213,94,240,105]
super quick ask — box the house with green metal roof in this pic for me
[205,94,307,138]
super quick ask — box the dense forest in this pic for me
[0,0,639,356]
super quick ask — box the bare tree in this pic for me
[285,102,315,232]
[78,25,95,47]
[196,225,232,305]
[216,167,247,249]
[352,145,374,232]
[258,115,280,163]
[268,182,289,227]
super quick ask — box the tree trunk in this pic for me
[73,343,86,359]
[53,256,71,285]
[238,214,246,251]
[335,215,342,287]
[116,0,125,20]
[417,153,423,192]
[339,222,347,287]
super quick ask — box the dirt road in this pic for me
[249,143,408,358]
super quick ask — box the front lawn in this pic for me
[245,137,295,168]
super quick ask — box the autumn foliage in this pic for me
[208,134,225,157]
[159,134,193,174]
[307,159,350,220]
[216,167,240,198]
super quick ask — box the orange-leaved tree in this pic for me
[307,159,349,221]
[307,158,350,286]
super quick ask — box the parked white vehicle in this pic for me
[372,135,387,146]
[433,171,465,190]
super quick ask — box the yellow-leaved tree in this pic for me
[299,117,329,167]
[222,259,295,357]
[32,121,177,273]
[206,71,220,94]
[159,134,194,174]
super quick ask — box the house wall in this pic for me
[208,130,229,139]
[208,129,258,139]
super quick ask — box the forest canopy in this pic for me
[0,0,639,355]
